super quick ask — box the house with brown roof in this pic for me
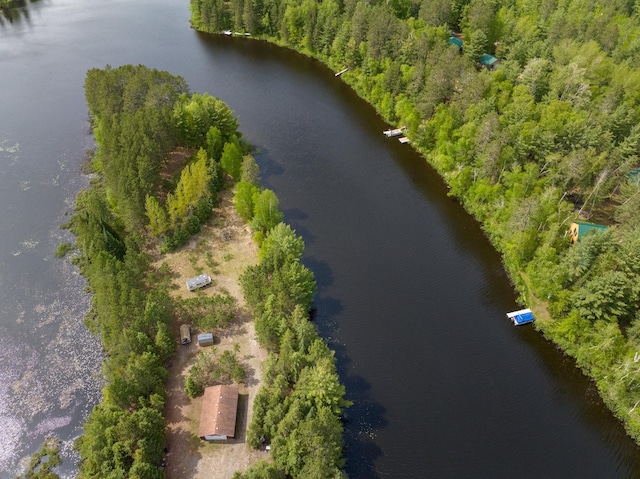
[198,385,239,441]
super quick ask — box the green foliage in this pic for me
[167,149,212,229]
[221,140,244,180]
[174,292,237,330]
[574,271,636,323]
[55,242,74,258]
[241,154,261,184]
[259,222,305,266]
[464,29,488,63]
[77,404,165,479]
[145,195,169,237]
[234,181,260,222]
[18,437,61,479]
[85,65,187,229]
[174,92,239,147]
[232,460,286,479]
[185,349,246,398]
[206,125,225,161]
[251,189,284,233]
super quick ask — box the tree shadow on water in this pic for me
[342,372,387,478]
[312,292,387,478]
[254,147,284,183]
[304,256,333,289]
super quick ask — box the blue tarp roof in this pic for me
[513,312,534,325]
[507,308,535,325]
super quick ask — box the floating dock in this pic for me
[335,67,349,77]
[383,127,405,138]
[507,308,535,326]
[398,137,410,144]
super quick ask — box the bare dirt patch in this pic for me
[157,187,269,478]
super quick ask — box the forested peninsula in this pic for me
[65,64,349,478]
[190,0,640,442]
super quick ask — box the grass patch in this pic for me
[55,242,74,258]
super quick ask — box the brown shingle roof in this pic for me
[198,385,239,439]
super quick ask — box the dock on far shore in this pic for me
[383,126,406,138]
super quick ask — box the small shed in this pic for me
[507,308,535,326]
[480,54,500,70]
[198,332,214,347]
[186,274,212,292]
[180,324,192,344]
[198,385,239,441]
[569,221,607,244]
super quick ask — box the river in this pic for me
[1,0,639,477]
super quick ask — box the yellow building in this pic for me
[569,221,607,244]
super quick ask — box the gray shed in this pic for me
[198,332,214,346]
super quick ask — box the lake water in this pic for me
[1,0,640,477]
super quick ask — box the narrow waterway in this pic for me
[1,0,640,477]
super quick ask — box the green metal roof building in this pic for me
[480,54,500,69]
[569,221,607,244]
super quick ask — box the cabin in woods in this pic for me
[569,221,607,244]
[480,54,501,70]
[198,385,239,441]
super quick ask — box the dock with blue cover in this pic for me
[507,308,535,326]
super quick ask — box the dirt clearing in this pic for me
[156,188,269,478]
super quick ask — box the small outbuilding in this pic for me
[180,324,192,344]
[569,221,607,244]
[198,385,239,441]
[480,54,501,71]
[186,274,212,292]
[198,332,214,347]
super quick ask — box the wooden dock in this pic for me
[383,127,405,138]
[398,137,410,144]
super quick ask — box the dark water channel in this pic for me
[1,0,640,477]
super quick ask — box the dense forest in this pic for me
[190,0,640,442]
[68,64,348,478]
